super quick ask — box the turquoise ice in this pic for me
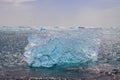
[24,28,102,68]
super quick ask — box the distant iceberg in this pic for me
[24,28,102,68]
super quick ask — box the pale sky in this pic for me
[0,0,120,28]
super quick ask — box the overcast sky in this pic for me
[0,0,120,28]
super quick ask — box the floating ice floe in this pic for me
[24,28,102,68]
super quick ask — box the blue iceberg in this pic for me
[24,28,102,68]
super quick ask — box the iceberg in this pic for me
[24,28,102,68]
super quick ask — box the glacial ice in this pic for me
[24,28,102,68]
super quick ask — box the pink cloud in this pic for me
[3,0,36,4]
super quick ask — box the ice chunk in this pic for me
[24,28,102,68]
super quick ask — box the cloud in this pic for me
[3,0,36,4]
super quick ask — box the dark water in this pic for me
[0,28,120,78]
